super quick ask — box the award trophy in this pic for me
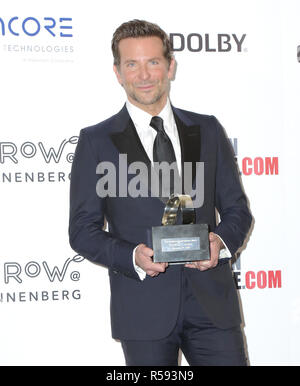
[152,194,210,264]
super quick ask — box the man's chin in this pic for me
[131,93,162,106]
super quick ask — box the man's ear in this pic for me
[168,57,176,81]
[113,65,123,85]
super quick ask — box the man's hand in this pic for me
[135,244,168,277]
[184,232,224,271]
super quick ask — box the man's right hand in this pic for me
[135,243,168,277]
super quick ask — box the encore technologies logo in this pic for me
[0,16,73,37]
[0,254,84,303]
[0,16,74,58]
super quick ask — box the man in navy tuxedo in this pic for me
[69,19,252,366]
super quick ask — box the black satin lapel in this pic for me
[174,113,201,192]
[110,118,167,205]
[110,118,151,167]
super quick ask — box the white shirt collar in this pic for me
[126,98,176,135]
[125,98,181,174]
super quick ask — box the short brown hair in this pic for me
[111,19,173,67]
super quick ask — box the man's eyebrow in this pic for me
[123,57,162,64]
[148,57,161,61]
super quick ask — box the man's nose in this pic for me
[138,64,150,80]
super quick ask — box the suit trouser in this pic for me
[121,270,248,366]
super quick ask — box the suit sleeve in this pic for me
[211,116,252,256]
[68,129,139,280]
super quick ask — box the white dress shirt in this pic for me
[126,98,182,174]
[125,99,230,280]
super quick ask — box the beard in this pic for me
[125,81,170,106]
[130,91,163,105]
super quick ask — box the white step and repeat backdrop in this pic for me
[0,0,299,366]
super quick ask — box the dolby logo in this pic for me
[170,33,247,53]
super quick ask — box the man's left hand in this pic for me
[184,232,224,271]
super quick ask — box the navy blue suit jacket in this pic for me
[69,105,252,340]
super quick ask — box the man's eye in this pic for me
[127,62,135,68]
[150,60,158,65]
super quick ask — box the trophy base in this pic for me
[152,224,210,264]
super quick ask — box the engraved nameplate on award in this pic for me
[152,194,210,264]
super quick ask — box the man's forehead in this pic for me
[118,36,164,53]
